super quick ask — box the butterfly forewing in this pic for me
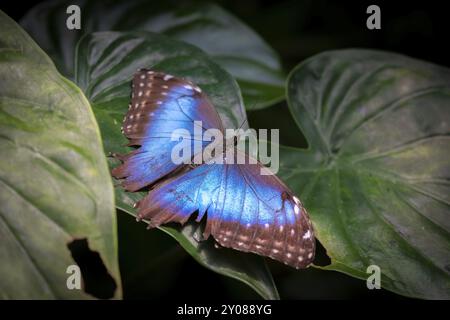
[112,69,223,191]
[123,69,223,142]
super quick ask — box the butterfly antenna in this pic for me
[237,100,258,130]
[238,118,248,130]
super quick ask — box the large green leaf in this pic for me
[75,30,279,299]
[280,49,450,299]
[0,11,121,299]
[20,0,285,110]
[116,210,187,299]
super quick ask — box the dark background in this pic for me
[2,0,446,299]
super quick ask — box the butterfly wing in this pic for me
[135,150,315,269]
[112,69,223,191]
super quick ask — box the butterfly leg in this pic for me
[192,228,205,242]
[108,152,128,162]
[112,180,122,188]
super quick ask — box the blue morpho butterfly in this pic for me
[112,69,315,268]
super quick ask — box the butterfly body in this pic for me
[112,69,315,269]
